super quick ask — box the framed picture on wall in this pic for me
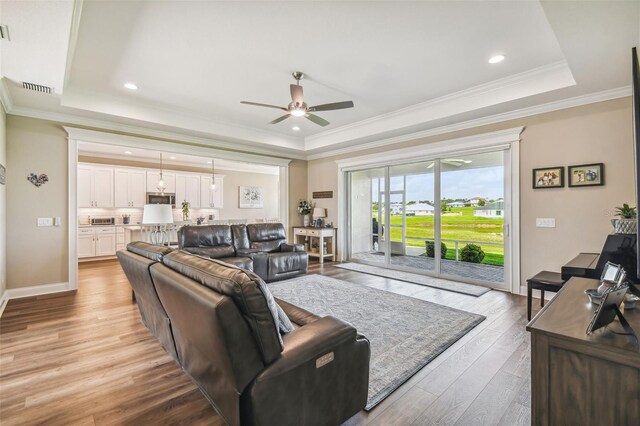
[532,166,564,189]
[239,186,264,208]
[568,163,604,187]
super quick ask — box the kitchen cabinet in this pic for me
[200,176,224,208]
[176,173,200,208]
[77,229,96,258]
[115,168,147,208]
[78,165,114,208]
[146,171,176,194]
[78,227,116,258]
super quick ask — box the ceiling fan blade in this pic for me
[241,101,287,111]
[308,101,354,112]
[269,114,291,125]
[290,84,304,105]
[305,113,330,127]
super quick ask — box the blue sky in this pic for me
[402,166,504,201]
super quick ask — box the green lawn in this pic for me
[375,206,505,266]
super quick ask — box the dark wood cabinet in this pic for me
[527,277,640,425]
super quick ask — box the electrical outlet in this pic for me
[536,218,556,228]
[37,217,53,227]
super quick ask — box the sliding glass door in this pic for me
[347,149,509,290]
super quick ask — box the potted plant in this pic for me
[298,200,313,227]
[181,200,190,222]
[613,203,637,234]
[121,214,130,225]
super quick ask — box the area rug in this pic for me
[269,275,486,410]
[335,262,490,297]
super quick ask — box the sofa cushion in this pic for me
[275,303,294,334]
[179,225,233,249]
[182,245,236,259]
[219,256,254,270]
[162,250,283,364]
[231,224,250,250]
[126,241,174,262]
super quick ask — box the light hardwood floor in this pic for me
[0,260,532,425]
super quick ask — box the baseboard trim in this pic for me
[2,282,71,311]
[0,291,8,318]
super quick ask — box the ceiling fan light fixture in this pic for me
[290,109,306,117]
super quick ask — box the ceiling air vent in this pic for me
[23,82,52,94]
[0,25,9,40]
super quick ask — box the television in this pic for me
[634,47,640,280]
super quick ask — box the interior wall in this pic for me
[0,103,6,299]
[6,115,69,289]
[79,156,280,221]
[288,159,308,236]
[307,97,635,289]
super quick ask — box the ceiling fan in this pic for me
[240,72,354,127]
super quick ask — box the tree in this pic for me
[407,201,417,205]
[478,199,486,206]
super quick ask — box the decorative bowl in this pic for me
[585,289,602,305]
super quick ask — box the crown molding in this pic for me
[307,86,631,161]
[3,100,307,160]
[0,78,14,113]
[65,127,292,167]
[304,61,575,151]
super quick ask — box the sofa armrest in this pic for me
[242,316,370,425]
[280,243,305,252]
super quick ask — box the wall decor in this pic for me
[532,166,564,189]
[27,172,49,187]
[239,185,264,208]
[312,191,333,199]
[0,164,5,185]
[568,163,604,187]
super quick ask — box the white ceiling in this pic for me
[1,1,638,159]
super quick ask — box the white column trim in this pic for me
[279,166,289,235]
[69,138,78,291]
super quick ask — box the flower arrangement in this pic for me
[181,200,190,221]
[298,200,313,216]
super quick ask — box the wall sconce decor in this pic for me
[27,172,49,187]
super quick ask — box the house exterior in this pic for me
[447,201,465,208]
[468,197,486,207]
[474,201,504,218]
[406,203,435,216]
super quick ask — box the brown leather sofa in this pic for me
[118,242,370,426]
[179,223,308,282]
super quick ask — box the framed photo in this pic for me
[532,166,564,189]
[239,186,264,208]
[0,163,5,185]
[568,163,604,187]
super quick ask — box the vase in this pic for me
[613,218,637,234]
[303,214,310,227]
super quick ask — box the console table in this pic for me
[293,227,336,264]
[527,277,640,425]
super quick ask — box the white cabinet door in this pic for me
[77,234,95,258]
[186,175,200,208]
[95,233,116,256]
[128,169,147,207]
[147,171,175,193]
[93,166,114,207]
[114,169,129,208]
[200,176,213,208]
[212,177,224,208]
[175,174,187,207]
[77,166,93,208]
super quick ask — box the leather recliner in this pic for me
[178,223,308,282]
[118,242,370,426]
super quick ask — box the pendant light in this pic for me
[210,159,216,190]
[157,153,166,193]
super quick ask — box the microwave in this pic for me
[146,192,176,207]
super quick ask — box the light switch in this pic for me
[37,217,54,227]
[54,217,61,226]
[536,218,556,228]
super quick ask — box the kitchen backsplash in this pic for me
[78,208,220,225]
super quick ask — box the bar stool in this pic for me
[527,271,566,320]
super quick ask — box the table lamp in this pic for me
[312,207,327,228]
[142,204,174,245]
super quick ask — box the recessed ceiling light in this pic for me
[124,82,138,90]
[488,55,505,64]
[292,126,300,131]
[124,151,132,155]
[169,156,176,160]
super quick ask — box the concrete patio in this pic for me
[351,251,504,284]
